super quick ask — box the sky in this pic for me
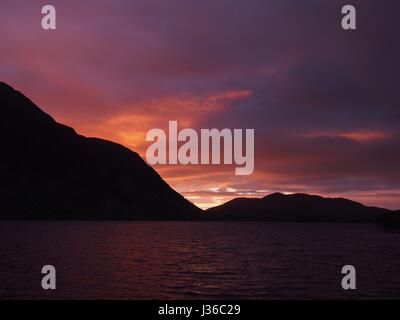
[1,0,399,209]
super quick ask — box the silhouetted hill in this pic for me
[0,82,201,219]
[206,192,396,223]
[2,82,399,223]
[380,210,400,229]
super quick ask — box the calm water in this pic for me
[0,221,399,300]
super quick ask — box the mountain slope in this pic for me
[0,82,201,219]
[206,192,393,222]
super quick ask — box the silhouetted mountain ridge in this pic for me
[206,192,396,223]
[1,82,399,224]
[0,82,201,219]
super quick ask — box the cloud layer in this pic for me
[1,0,399,208]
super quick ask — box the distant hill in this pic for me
[0,82,201,220]
[206,192,396,223]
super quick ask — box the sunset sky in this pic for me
[1,0,399,209]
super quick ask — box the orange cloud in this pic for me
[54,89,254,209]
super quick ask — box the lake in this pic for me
[0,221,399,299]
